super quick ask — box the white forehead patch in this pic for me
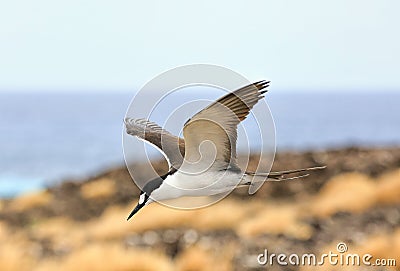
[138,193,146,204]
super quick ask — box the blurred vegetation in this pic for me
[0,147,399,271]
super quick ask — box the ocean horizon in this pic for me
[1,90,400,197]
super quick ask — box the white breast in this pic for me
[150,169,243,202]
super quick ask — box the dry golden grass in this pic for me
[80,178,116,200]
[237,202,313,240]
[0,246,32,271]
[310,169,400,217]
[8,190,53,212]
[88,204,138,240]
[312,228,400,271]
[190,199,261,231]
[176,246,218,271]
[0,239,37,271]
[352,227,400,271]
[34,243,174,271]
[311,173,377,217]
[89,199,261,240]
[31,217,86,250]
[2,169,400,271]
[176,244,233,271]
[0,221,9,241]
[15,169,399,250]
[376,169,400,205]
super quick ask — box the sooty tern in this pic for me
[125,80,325,220]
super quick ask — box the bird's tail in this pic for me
[244,165,326,183]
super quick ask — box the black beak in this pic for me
[127,203,144,221]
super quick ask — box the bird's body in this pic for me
[125,80,325,219]
[153,169,244,201]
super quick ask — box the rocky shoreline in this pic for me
[1,147,399,271]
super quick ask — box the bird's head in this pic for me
[126,190,151,220]
[126,176,163,220]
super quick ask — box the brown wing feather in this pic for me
[125,80,270,171]
[125,118,185,169]
[183,80,270,170]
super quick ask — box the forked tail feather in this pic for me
[245,165,326,182]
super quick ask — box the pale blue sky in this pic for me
[1,0,399,91]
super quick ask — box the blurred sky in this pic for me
[1,0,399,92]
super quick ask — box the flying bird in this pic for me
[125,80,325,220]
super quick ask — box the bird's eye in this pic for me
[138,193,146,204]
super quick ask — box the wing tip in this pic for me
[253,80,270,93]
[125,116,135,122]
[124,117,133,126]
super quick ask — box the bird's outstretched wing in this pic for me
[125,118,185,170]
[182,80,270,171]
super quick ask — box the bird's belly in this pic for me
[164,170,243,196]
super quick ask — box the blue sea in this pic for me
[1,90,400,197]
